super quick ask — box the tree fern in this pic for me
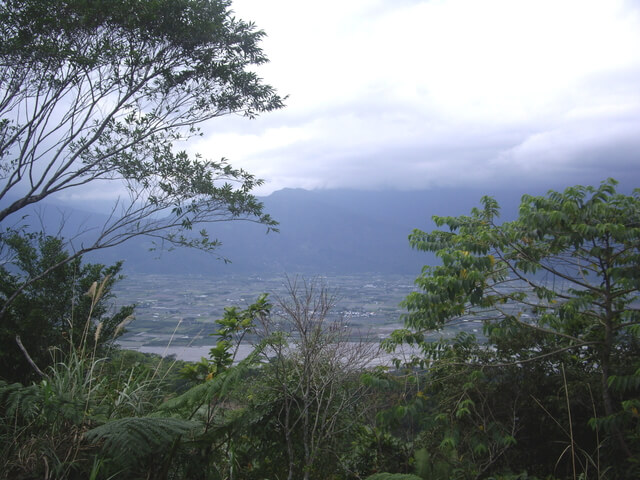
[365,474,423,480]
[85,417,199,466]
[158,343,265,418]
[0,380,42,421]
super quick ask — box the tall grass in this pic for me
[0,280,170,479]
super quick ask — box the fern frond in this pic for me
[0,381,43,421]
[157,344,265,417]
[84,416,199,463]
[608,370,640,393]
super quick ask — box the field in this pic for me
[113,273,484,360]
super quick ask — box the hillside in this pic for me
[4,186,531,275]
[86,186,530,275]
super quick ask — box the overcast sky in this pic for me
[188,0,640,195]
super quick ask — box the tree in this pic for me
[0,232,134,382]
[255,277,380,480]
[83,295,272,480]
[387,179,640,476]
[0,0,284,314]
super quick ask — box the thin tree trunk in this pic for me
[601,312,633,458]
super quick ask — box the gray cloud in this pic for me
[191,0,640,195]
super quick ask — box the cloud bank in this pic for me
[188,0,640,194]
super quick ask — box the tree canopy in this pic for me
[0,0,284,313]
[386,179,640,476]
[0,233,133,382]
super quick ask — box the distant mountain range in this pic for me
[3,186,539,276]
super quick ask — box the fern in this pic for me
[608,368,640,393]
[0,381,42,421]
[84,416,199,465]
[157,343,265,417]
[365,474,423,480]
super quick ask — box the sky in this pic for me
[190,0,640,195]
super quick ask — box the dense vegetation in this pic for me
[1,181,638,479]
[1,1,639,479]
[383,179,640,479]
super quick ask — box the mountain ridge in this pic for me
[1,186,539,275]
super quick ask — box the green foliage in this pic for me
[159,343,265,418]
[365,473,423,480]
[0,233,134,383]
[0,347,169,479]
[247,277,381,480]
[101,349,194,398]
[413,447,455,480]
[0,316,262,480]
[127,296,275,479]
[85,417,199,470]
[180,293,271,382]
[341,425,413,479]
[388,179,640,479]
[0,0,284,310]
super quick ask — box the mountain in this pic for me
[86,186,530,275]
[2,186,533,276]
